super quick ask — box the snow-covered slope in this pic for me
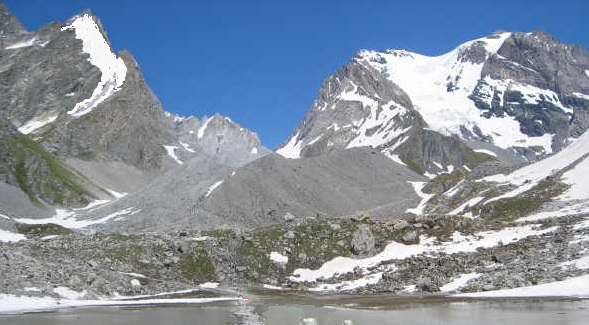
[62,14,127,117]
[278,31,589,170]
[359,33,511,137]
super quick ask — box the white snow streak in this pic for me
[205,180,224,197]
[5,38,37,50]
[18,114,58,134]
[448,196,485,215]
[440,273,482,293]
[309,272,384,292]
[197,117,212,139]
[62,15,127,117]
[406,182,433,215]
[179,141,195,153]
[473,149,497,157]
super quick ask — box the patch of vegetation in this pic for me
[75,151,97,161]
[462,143,496,168]
[405,159,425,175]
[2,134,95,205]
[477,177,570,221]
[178,249,216,283]
[423,169,466,194]
[14,223,72,237]
[13,161,41,205]
[202,228,237,239]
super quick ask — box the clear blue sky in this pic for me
[6,0,589,149]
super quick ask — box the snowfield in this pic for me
[0,294,239,315]
[456,274,589,298]
[356,32,562,154]
[15,205,140,229]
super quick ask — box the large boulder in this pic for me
[351,224,375,255]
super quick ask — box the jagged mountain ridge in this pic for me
[278,31,589,173]
[0,5,268,214]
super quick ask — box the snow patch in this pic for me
[197,117,212,139]
[107,189,127,199]
[573,92,589,101]
[440,273,482,293]
[199,282,220,289]
[517,202,589,222]
[18,114,58,134]
[276,131,303,159]
[345,99,411,151]
[179,141,195,153]
[262,284,284,291]
[309,272,383,292]
[164,145,182,165]
[62,15,127,117]
[388,154,406,166]
[308,135,323,146]
[15,207,140,229]
[560,255,589,270]
[5,37,37,50]
[473,149,497,157]
[205,180,224,197]
[406,182,433,215]
[269,252,289,265]
[54,287,86,300]
[448,196,485,215]
[0,229,26,243]
[118,272,147,278]
[456,274,589,298]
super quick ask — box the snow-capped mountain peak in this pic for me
[278,31,589,170]
[356,32,512,137]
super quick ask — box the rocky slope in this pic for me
[278,31,589,173]
[202,147,424,225]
